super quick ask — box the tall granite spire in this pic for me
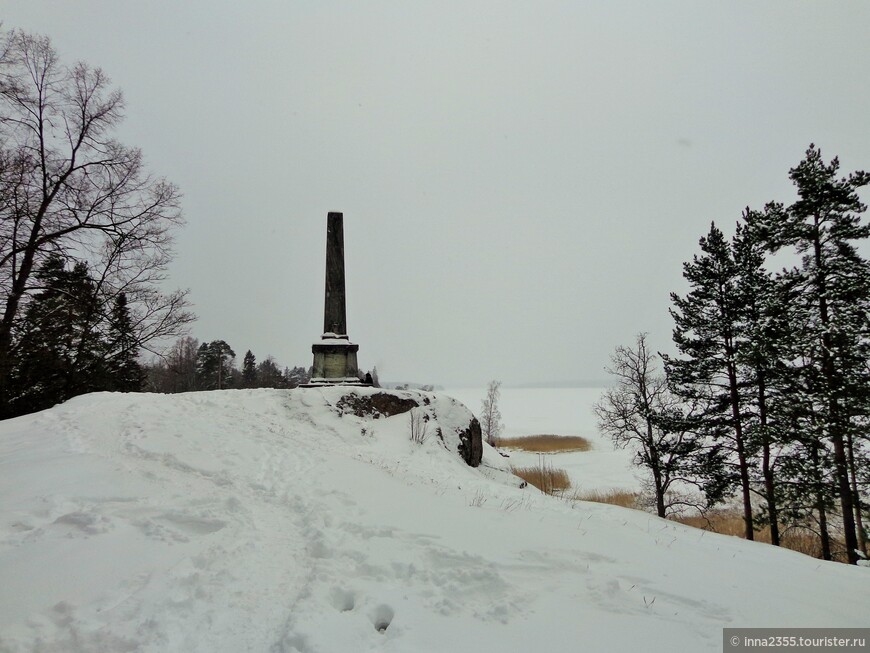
[309,212,361,384]
[323,212,347,336]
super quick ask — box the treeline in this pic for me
[144,338,384,393]
[144,338,312,393]
[597,145,869,564]
[0,30,193,420]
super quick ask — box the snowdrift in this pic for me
[0,388,867,653]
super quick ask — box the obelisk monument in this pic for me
[309,212,361,384]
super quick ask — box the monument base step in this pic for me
[301,378,370,388]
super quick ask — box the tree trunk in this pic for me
[727,361,754,540]
[845,430,867,557]
[812,214,858,564]
[651,456,666,518]
[806,437,832,560]
[818,500,832,561]
[819,351,859,563]
[830,426,859,563]
[654,488,666,518]
[645,416,667,518]
[0,245,38,414]
[758,374,780,545]
[762,462,779,546]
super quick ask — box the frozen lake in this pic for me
[444,386,643,493]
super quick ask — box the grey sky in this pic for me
[5,2,870,386]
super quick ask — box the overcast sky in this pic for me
[5,2,870,386]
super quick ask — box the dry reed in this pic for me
[574,489,641,510]
[498,435,591,452]
[673,510,830,559]
[512,458,571,495]
[574,495,831,560]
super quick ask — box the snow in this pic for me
[1,387,867,652]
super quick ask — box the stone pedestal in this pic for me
[310,336,361,385]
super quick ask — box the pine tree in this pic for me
[776,391,838,559]
[732,215,799,546]
[758,145,870,564]
[9,255,108,415]
[256,356,286,388]
[664,223,757,539]
[242,350,258,388]
[196,341,236,390]
[107,293,144,392]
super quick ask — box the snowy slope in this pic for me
[1,388,867,653]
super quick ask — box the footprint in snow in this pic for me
[370,604,394,633]
[329,587,356,612]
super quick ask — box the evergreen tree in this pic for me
[196,340,236,390]
[285,366,310,388]
[9,255,108,415]
[106,293,144,392]
[256,356,286,388]
[776,386,838,560]
[664,223,757,538]
[732,216,797,546]
[756,145,870,563]
[242,350,258,388]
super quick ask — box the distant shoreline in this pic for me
[502,381,609,389]
[382,381,609,390]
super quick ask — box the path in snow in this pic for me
[1,388,868,653]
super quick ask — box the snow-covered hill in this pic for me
[1,388,867,652]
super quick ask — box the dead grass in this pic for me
[779,526,826,559]
[498,434,591,452]
[673,510,828,559]
[572,496,830,560]
[512,460,571,495]
[573,489,642,510]
[675,511,747,536]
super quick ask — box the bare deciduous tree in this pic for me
[145,336,200,393]
[481,380,503,446]
[595,334,699,518]
[0,29,193,411]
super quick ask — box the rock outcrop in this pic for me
[456,416,483,468]
[336,392,420,419]
[335,388,482,467]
